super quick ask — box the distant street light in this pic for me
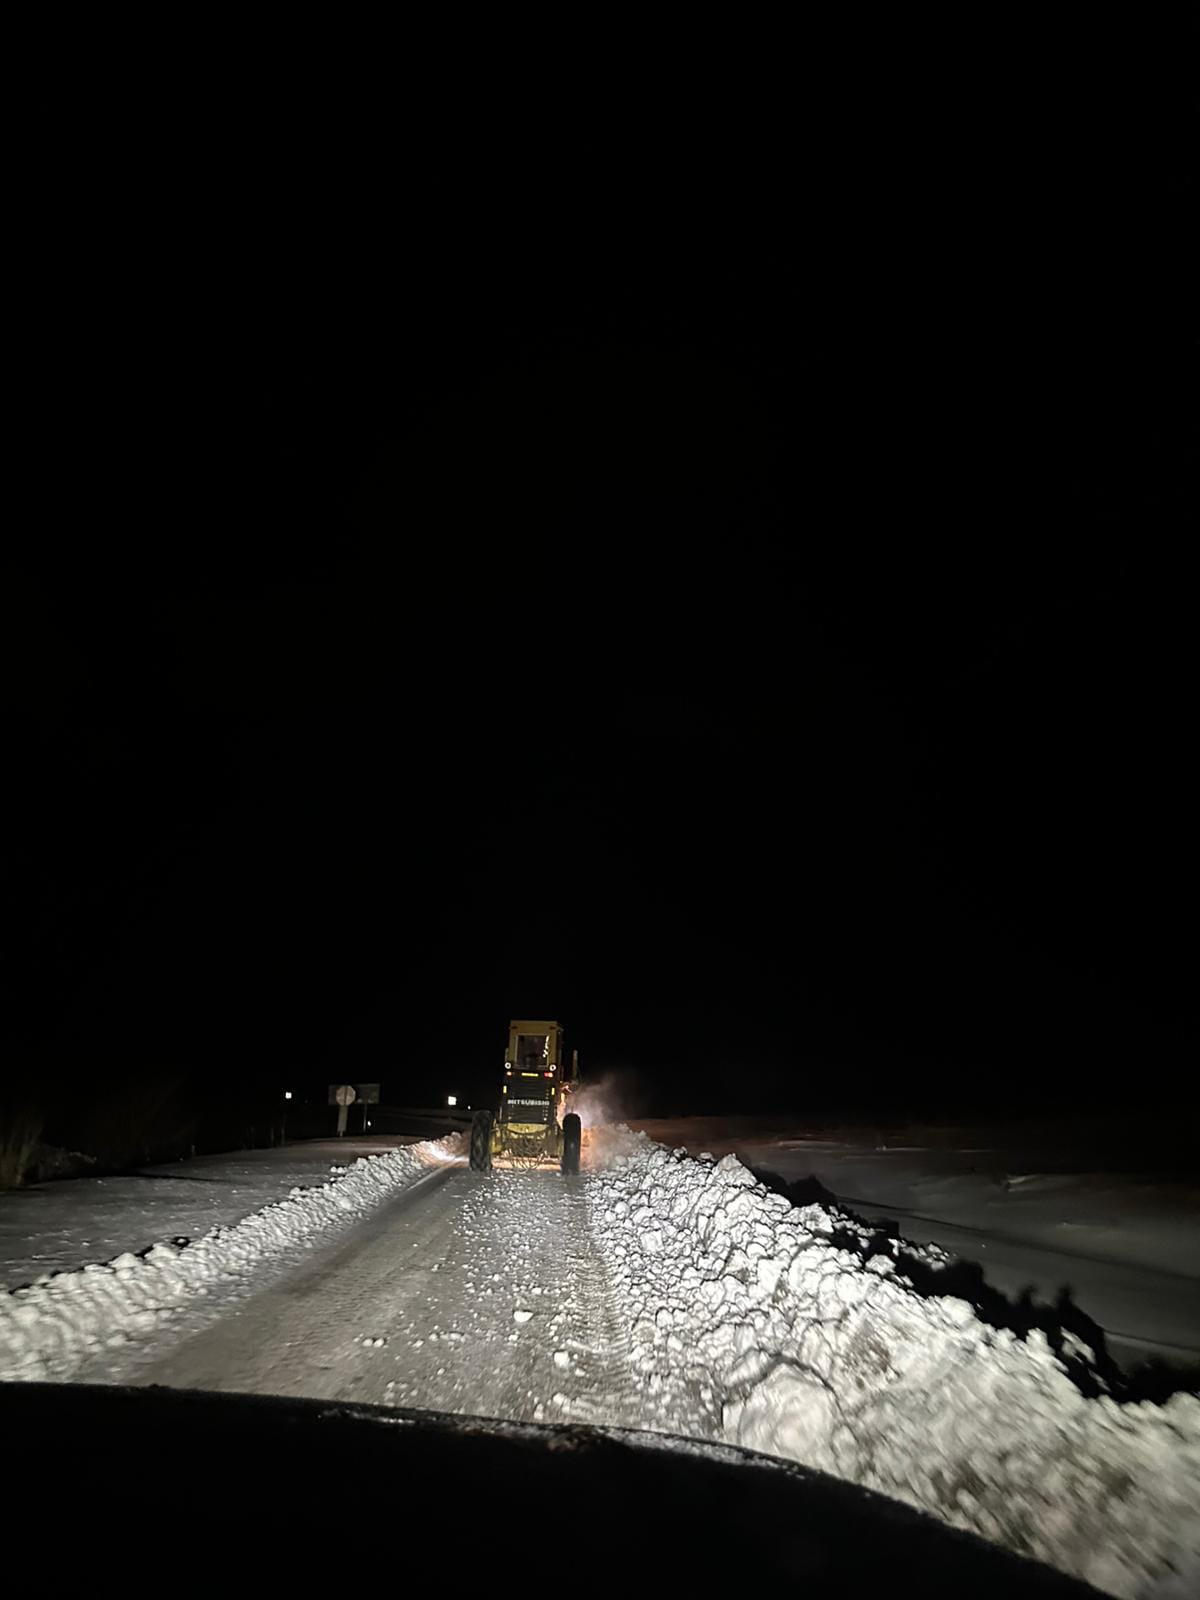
[447,1094,458,1107]
[284,1090,294,1101]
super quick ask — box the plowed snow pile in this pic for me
[0,1141,453,1383]
[589,1135,1200,1600]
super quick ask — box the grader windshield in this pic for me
[514,1033,550,1072]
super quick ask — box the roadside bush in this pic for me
[0,1103,44,1189]
[61,1072,196,1170]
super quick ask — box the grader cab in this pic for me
[469,1020,581,1172]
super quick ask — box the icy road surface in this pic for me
[133,1168,646,1427]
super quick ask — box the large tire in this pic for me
[469,1109,493,1171]
[561,1112,581,1175]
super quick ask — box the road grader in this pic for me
[469,1020,581,1173]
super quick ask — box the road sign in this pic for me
[355,1083,380,1105]
[328,1083,356,1137]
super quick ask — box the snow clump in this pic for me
[589,1136,1200,1600]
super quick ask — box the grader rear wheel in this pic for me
[561,1112,581,1174]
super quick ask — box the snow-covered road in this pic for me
[2,1128,1197,1597]
[132,1167,645,1427]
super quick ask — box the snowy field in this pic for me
[1,1122,1197,1596]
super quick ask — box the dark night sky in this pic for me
[4,59,1195,1127]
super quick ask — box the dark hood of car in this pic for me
[1,1383,1102,1596]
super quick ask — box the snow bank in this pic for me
[589,1137,1200,1600]
[583,1122,648,1169]
[0,1141,454,1383]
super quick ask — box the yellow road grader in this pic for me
[469,1020,581,1172]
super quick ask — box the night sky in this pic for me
[4,77,1194,1140]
